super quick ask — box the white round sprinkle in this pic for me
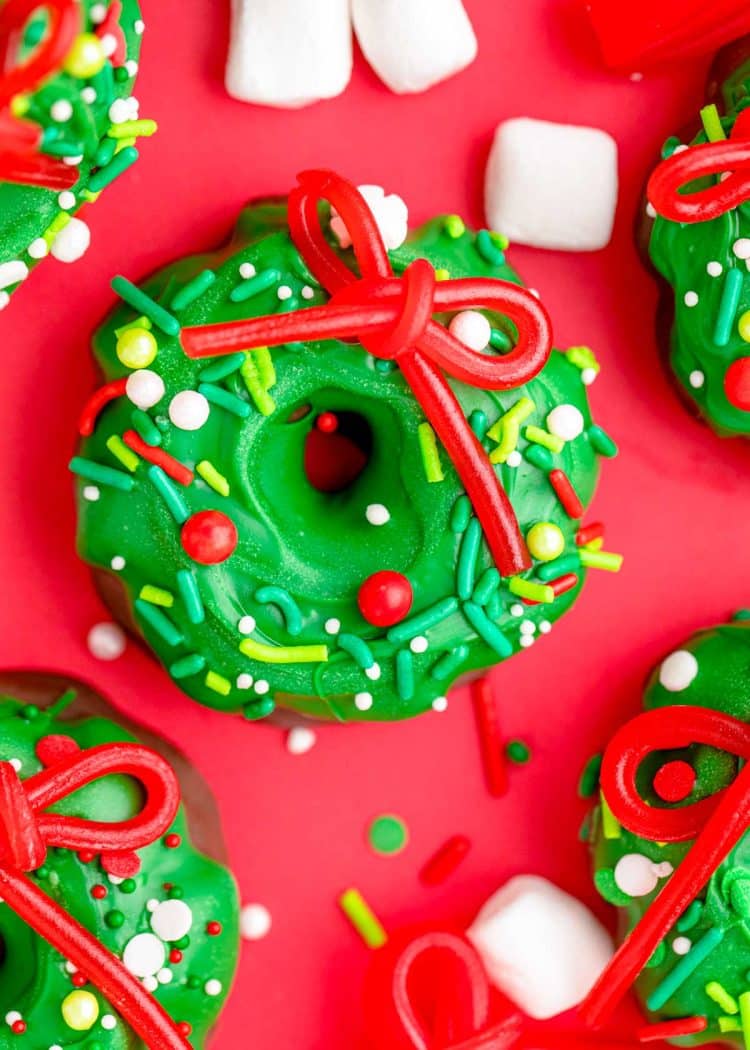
[150,899,193,941]
[125,60,139,76]
[240,903,272,941]
[51,99,73,122]
[238,615,256,635]
[108,874,124,885]
[506,450,522,468]
[157,968,173,984]
[143,975,158,992]
[58,191,76,210]
[101,1014,117,1030]
[547,404,584,441]
[205,979,222,997]
[65,962,77,974]
[538,620,552,634]
[672,936,692,956]
[365,663,381,681]
[83,485,100,502]
[707,261,723,277]
[90,3,107,21]
[81,86,97,104]
[126,369,164,410]
[236,674,253,690]
[689,370,705,389]
[146,899,159,912]
[432,696,448,712]
[239,262,256,279]
[671,144,688,155]
[581,367,598,386]
[324,618,341,635]
[87,622,126,661]
[122,933,165,978]
[254,680,270,695]
[5,1012,21,1026]
[109,98,131,124]
[27,237,49,260]
[683,291,699,308]
[277,285,293,301]
[510,604,524,617]
[301,285,315,300]
[134,19,145,33]
[448,310,491,351]
[51,217,91,263]
[614,854,661,897]
[653,861,674,878]
[169,390,210,431]
[519,635,534,648]
[286,727,316,755]
[111,555,126,571]
[734,238,750,260]
[354,692,373,711]
[410,635,428,654]
[520,620,536,635]
[658,650,699,692]
[365,503,390,526]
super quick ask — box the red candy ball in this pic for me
[316,411,339,433]
[653,760,696,803]
[181,511,238,565]
[724,357,750,410]
[358,571,413,627]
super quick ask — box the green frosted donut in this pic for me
[0,0,153,308]
[586,616,750,1046]
[73,189,621,722]
[647,46,750,435]
[0,675,239,1047]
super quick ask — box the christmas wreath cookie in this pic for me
[72,170,621,723]
[644,38,750,435]
[0,671,239,1048]
[0,0,154,308]
[582,616,750,1045]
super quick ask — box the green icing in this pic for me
[0,694,239,1047]
[0,0,149,298]
[648,53,750,435]
[74,198,619,722]
[589,617,750,1046]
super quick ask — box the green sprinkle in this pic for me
[588,425,618,457]
[578,754,602,798]
[147,465,189,523]
[170,270,216,311]
[444,215,466,239]
[94,136,117,168]
[199,353,245,383]
[450,495,471,533]
[105,910,125,929]
[525,425,564,454]
[477,228,506,266]
[131,409,161,445]
[339,889,387,949]
[594,868,633,906]
[255,585,302,636]
[242,697,276,720]
[139,584,174,607]
[337,633,375,670]
[463,601,513,657]
[88,146,139,192]
[523,444,554,472]
[119,879,136,894]
[70,457,135,492]
[105,435,139,472]
[170,654,206,679]
[368,815,409,856]
[177,569,205,625]
[396,649,415,701]
[198,382,251,418]
[508,577,554,603]
[489,327,512,352]
[134,599,183,646]
[108,118,158,140]
[205,670,231,696]
[579,549,623,572]
[387,597,459,644]
[431,644,469,681]
[700,103,727,142]
[457,517,481,600]
[469,409,488,440]
[647,927,724,1011]
[646,942,667,968]
[566,345,599,372]
[714,269,744,347]
[661,135,683,160]
[506,739,531,763]
[537,552,581,581]
[676,900,703,932]
[418,422,444,482]
[196,460,229,497]
[472,567,500,606]
[111,277,180,336]
[706,981,738,1014]
[240,354,276,415]
[230,268,281,303]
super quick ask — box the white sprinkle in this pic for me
[506,450,522,468]
[354,691,373,711]
[0,260,28,292]
[101,1015,117,1030]
[63,154,83,166]
[510,604,524,617]
[125,60,139,77]
[90,2,107,22]
[83,485,100,502]
[143,975,158,992]
[27,238,49,260]
[239,262,256,279]
[689,370,705,389]
[238,615,256,635]
[365,503,390,526]
[169,390,210,431]
[4,1012,21,1026]
[432,696,448,712]
[109,98,132,125]
[364,663,381,681]
[8,759,21,773]
[519,620,536,635]
[125,370,164,410]
[157,968,173,984]
[671,144,688,155]
[81,86,97,104]
[324,618,341,635]
[122,933,166,978]
[733,238,750,260]
[614,853,662,897]
[538,620,552,634]
[277,285,293,301]
[150,899,193,941]
[65,961,77,974]
[205,979,223,997]
[409,635,428,654]
[51,99,73,122]
[134,19,145,34]
[100,32,117,56]
[448,310,491,352]
[254,680,270,695]
[301,285,315,300]
[107,874,124,885]
[547,403,584,441]
[87,622,126,661]
[286,727,316,755]
[111,555,126,571]
[658,650,699,692]
[672,936,691,956]
[519,635,535,648]
[645,202,657,219]
[236,674,253,690]
[146,899,159,912]
[707,261,723,277]
[240,903,272,941]
[581,367,598,386]
[50,217,91,263]
[683,291,699,308]
[58,190,76,210]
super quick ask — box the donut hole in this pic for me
[304,411,373,493]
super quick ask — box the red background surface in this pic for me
[1,1,745,1046]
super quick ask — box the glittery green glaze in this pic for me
[648,53,750,436]
[74,197,619,722]
[0,0,149,301]
[0,692,238,1047]
[588,617,750,1046]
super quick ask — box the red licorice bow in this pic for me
[0,742,191,1050]
[0,0,81,189]
[581,704,750,1029]
[648,108,750,224]
[181,170,553,578]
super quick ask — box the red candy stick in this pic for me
[78,377,128,436]
[0,743,190,1049]
[419,835,472,886]
[648,109,750,224]
[581,705,750,1029]
[471,676,508,797]
[123,429,194,486]
[181,170,554,578]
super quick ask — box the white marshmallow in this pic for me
[225,0,352,108]
[485,118,618,252]
[331,185,408,251]
[466,875,613,1019]
[352,0,477,94]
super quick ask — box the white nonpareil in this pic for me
[466,875,613,1019]
[351,0,477,94]
[225,0,353,107]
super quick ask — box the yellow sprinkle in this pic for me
[115,316,153,338]
[738,310,750,343]
[739,991,750,1048]
[435,268,450,281]
[719,1017,743,1033]
[240,638,328,664]
[700,103,727,143]
[706,981,738,1014]
[106,435,139,472]
[601,794,621,839]
[205,670,231,696]
[197,460,230,497]
[10,94,30,118]
[508,577,554,603]
[139,585,174,608]
[43,211,71,245]
[566,345,599,372]
[417,423,444,482]
[339,888,388,949]
[252,346,276,390]
[525,425,564,454]
[487,396,535,441]
[583,537,604,552]
[489,419,519,464]
[240,354,276,415]
[579,549,623,573]
[108,118,158,140]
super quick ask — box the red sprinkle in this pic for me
[206,921,222,936]
[316,411,339,433]
[91,885,107,900]
[471,676,507,797]
[77,850,96,864]
[164,833,181,849]
[522,572,578,606]
[653,760,696,803]
[419,835,472,886]
[576,521,604,546]
[169,949,183,964]
[122,430,194,486]
[357,571,413,627]
[181,511,238,565]
[724,357,750,411]
[637,1016,707,1042]
[177,1022,193,1038]
[549,469,584,518]
[10,1020,26,1035]
[72,972,88,987]
[78,378,128,437]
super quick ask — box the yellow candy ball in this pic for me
[63,33,107,79]
[116,327,158,369]
[61,990,99,1031]
[526,522,565,562]
[739,311,750,344]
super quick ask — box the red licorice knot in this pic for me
[648,109,750,224]
[0,743,193,1050]
[581,704,750,1029]
[181,170,554,578]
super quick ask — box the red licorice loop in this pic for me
[648,111,750,223]
[181,170,555,577]
[0,744,191,1050]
